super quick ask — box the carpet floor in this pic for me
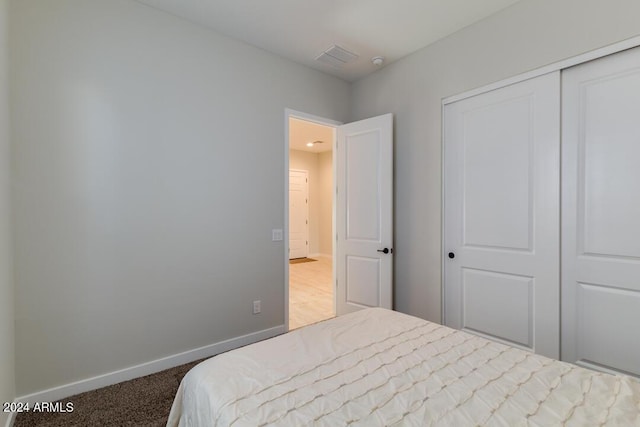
[14,360,202,427]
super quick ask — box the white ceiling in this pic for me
[136,0,522,82]
[289,118,334,153]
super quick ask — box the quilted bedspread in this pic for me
[167,308,640,426]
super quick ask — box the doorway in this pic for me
[285,111,339,330]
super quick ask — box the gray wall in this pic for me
[9,0,640,400]
[0,0,15,422]
[11,0,350,395]
[351,0,640,322]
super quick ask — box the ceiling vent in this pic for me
[315,45,359,68]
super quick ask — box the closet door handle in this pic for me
[448,252,455,259]
[377,248,390,254]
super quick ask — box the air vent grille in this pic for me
[315,45,359,68]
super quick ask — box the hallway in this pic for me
[289,257,334,329]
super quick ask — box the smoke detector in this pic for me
[371,56,385,66]
[315,45,359,68]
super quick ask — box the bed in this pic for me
[167,308,640,426]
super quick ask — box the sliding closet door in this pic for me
[444,72,560,358]
[562,47,640,376]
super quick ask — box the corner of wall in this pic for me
[0,0,16,424]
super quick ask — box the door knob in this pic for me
[377,248,390,254]
[448,252,455,259]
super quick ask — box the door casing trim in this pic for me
[284,109,341,331]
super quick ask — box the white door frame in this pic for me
[284,109,342,332]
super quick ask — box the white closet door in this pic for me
[444,72,560,358]
[562,47,640,376]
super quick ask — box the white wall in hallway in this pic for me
[318,151,333,257]
[289,149,333,257]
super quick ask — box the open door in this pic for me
[336,114,393,315]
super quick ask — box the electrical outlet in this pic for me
[272,229,283,241]
[253,300,261,314]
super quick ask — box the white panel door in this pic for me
[562,47,640,376]
[336,114,393,315]
[444,72,560,358]
[289,169,308,259]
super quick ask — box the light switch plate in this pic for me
[272,229,283,241]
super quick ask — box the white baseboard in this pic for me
[15,325,286,405]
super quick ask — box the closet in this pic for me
[444,46,640,377]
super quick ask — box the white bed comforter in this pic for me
[167,308,640,426]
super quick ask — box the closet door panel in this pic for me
[576,283,640,375]
[462,95,532,251]
[444,71,560,358]
[581,69,640,258]
[462,269,533,349]
[562,46,640,376]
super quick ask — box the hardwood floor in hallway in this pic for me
[289,256,334,330]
